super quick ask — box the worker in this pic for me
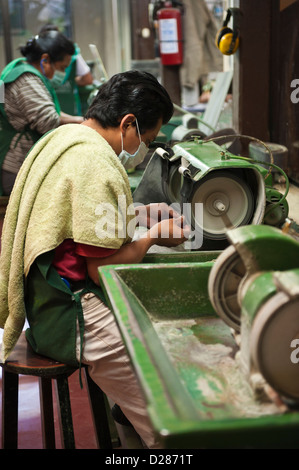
[0,30,83,196]
[0,70,191,448]
[39,24,94,115]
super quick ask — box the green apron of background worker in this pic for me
[0,58,61,196]
[0,30,83,197]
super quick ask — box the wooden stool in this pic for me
[1,332,113,449]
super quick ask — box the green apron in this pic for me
[25,250,106,386]
[0,58,61,195]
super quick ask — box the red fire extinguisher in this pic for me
[157,6,183,65]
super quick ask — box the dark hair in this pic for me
[20,31,75,64]
[85,70,174,133]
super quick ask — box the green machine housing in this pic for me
[209,225,299,405]
[133,139,288,250]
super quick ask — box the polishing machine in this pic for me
[133,136,289,249]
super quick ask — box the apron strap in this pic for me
[73,288,87,389]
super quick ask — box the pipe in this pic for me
[0,0,13,64]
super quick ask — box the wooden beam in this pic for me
[270,0,299,181]
[280,0,297,11]
[161,65,181,107]
[232,0,272,140]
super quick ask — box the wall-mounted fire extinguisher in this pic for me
[157,2,183,66]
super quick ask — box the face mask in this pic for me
[51,70,67,86]
[118,119,149,170]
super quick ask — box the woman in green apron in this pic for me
[0,30,83,196]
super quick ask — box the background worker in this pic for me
[39,23,93,87]
[39,24,94,115]
[0,30,83,196]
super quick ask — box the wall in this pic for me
[0,0,131,77]
[72,0,131,78]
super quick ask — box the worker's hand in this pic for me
[135,202,181,228]
[149,215,191,247]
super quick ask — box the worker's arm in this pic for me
[86,216,190,285]
[75,71,93,87]
[59,112,84,125]
[74,55,93,86]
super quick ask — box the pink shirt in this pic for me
[53,239,117,281]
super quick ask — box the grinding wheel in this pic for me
[190,171,254,240]
[250,292,299,402]
[208,245,246,331]
[162,162,182,204]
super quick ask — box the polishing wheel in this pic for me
[164,162,182,204]
[190,171,254,240]
[250,292,299,401]
[208,245,246,331]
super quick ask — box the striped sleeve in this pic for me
[5,73,60,134]
[2,73,61,174]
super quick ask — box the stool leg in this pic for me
[54,375,75,449]
[39,377,56,449]
[84,369,113,449]
[2,370,19,449]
